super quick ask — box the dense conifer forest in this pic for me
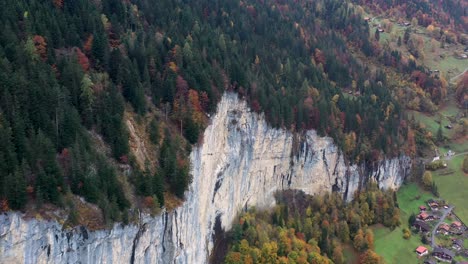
[0,0,463,226]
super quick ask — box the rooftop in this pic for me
[419,212,430,219]
[433,247,455,257]
[416,246,428,254]
[453,239,464,247]
[414,220,431,230]
[438,223,450,231]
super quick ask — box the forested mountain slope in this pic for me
[0,0,429,224]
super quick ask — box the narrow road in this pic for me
[449,151,468,159]
[431,206,454,248]
[424,151,468,164]
[450,68,467,83]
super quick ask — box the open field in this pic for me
[369,13,467,78]
[365,9,468,264]
[396,183,434,217]
[433,155,468,223]
[409,110,453,138]
[375,183,468,263]
[373,183,435,264]
[410,99,468,223]
[409,93,467,155]
[374,225,427,264]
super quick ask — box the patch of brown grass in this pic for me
[73,197,105,230]
[164,192,183,211]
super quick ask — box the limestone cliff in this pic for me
[0,93,411,264]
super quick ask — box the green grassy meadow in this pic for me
[373,225,426,264]
[370,12,467,79]
[363,10,467,264]
[373,184,435,264]
[410,98,468,222]
[432,155,468,223]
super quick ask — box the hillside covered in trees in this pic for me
[222,185,399,264]
[1,0,456,226]
[351,0,467,33]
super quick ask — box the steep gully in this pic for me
[0,93,411,263]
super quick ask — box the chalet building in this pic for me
[416,246,429,257]
[413,220,431,233]
[419,205,427,212]
[437,223,450,235]
[423,259,436,264]
[418,212,435,221]
[452,239,464,251]
[432,247,455,262]
[451,221,462,229]
[429,202,439,210]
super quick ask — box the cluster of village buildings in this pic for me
[412,200,467,263]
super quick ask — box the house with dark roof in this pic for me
[427,200,439,210]
[423,259,436,264]
[437,223,450,235]
[413,220,431,233]
[452,239,464,250]
[432,247,455,262]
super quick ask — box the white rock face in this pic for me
[0,93,411,264]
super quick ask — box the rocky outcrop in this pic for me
[0,93,411,263]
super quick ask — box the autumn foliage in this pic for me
[52,0,63,9]
[188,89,206,126]
[225,185,398,263]
[33,35,47,60]
[75,48,90,72]
[0,199,9,212]
[84,35,94,54]
[314,48,326,66]
[143,196,155,208]
[455,72,468,106]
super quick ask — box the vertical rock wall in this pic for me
[0,93,411,263]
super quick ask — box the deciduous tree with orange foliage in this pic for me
[188,89,206,127]
[406,128,416,156]
[455,72,468,106]
[52,0,63,9]
[84,35,94,54]
[314,48,326,66]
[33,35,47,60]
[359,249,383,264]
[75,48,90,72]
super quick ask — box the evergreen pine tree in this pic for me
[436,124,443,143]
